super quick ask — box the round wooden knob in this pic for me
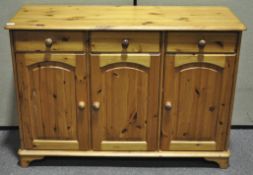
[92,101,100,110]
[122,39,129,49]
[198,39,206,48]
[78,101,86,110]
[45,38,53,48]
[165,101,172,110]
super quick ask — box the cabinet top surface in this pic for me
[5,5,246,31]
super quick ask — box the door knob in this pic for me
[122,39,129,49]
[92,101,100,110]
[165,101,172,110]
[198,39,206,49]
[78,101,86,110]
[45,38,53,48]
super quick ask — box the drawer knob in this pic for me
[45,38,53,48]
[198,39,207,48]
[78,101,86,110]
[92,101,100,110]
[165,101,172,110]
[122,39,129,49]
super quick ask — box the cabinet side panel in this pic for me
[9,31,25,148]
[224,32,242,149]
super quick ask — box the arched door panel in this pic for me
[16,54,89,150]
[91,54,160,151]
[161,54,235,151]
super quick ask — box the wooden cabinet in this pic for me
[5,5,246,168]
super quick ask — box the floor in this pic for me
[0,129,252,175]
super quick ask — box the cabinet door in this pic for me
[16,54,89,150]
[161,54,235,151]
[90,54,160,151]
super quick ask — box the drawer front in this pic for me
[14,31,85,52]
[167,32,237,53]
[91,32,160,53]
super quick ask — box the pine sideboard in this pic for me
[5,5,246,168]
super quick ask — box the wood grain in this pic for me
[223,32,243,150]
[33,140,79,150]
[101,141,147,151]
[161,54,236,151]
[90,54,160,151]
[5,5,246,31]
[215,55,236,150]
[99,54,151,68]
[15,54,34,148]
[9,31,26,149]
[15,53,89,150]
[91,32,159,52]
[14,31,85,52]
[23,53,76,66]
[167,32,237,53]
[170,141,216,151]
[75,54,90,150]
[18,149,230,158]
[7,5,245,168]
[174,54,226,68]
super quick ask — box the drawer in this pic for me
[91,32,159,53]
[166,32,237,53]
[14,31,85,52]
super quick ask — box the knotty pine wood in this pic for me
[101,141,148,151]
[18,149,230,158]
[215,55,236,150]
[166,32,238,53]
[161,54,236,151]
[90,54,160,151]
[174,54,226,68]
[15,53,89,150]
[91,32,159,53]
[5,5,245,168]
[99,54,151,68]
[9,31,25,149]
[74,54,90,150]
[32,140,79,150]
[170,141,216,151]
[18,149,230,168]
[5,5,245,31]
[14,31,86,52]
[224,33,243,149]
[22,53,77,66]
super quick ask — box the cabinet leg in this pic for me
[204,157,229,169]
[19,156,44,168]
